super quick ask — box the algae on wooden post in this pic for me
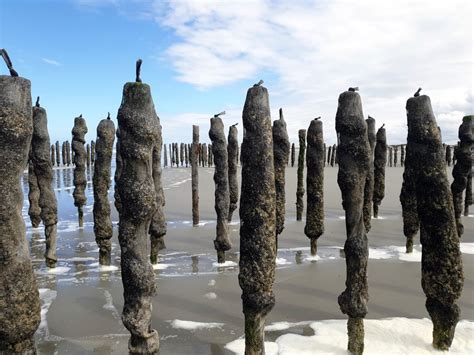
[149,114,167,264]
[296,129,306,221]
[450,115,473,237]
[0,59,41,353]
[93,113,115,265]
[209,111,231,263]
[363,116,376,232]
[116,59,160,353]
[373,124,387,218]
[335,88,370,355]
[305,117,324,256]
[31,98,59,268]
[406,91,463,351]
[72,114,88,227]
[228,123,239,222]
[239,80,276,355]
[192,125,200,225]
[273,108,290,239]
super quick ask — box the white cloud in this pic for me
[151,0,473,144]
[41,58,62,66]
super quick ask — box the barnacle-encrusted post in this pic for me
[239,80,276,355]
[149,114,167,264]
[32,98,59,268]
[273,108,290,241]
[228,123,239,222]
[336,88,370,355]
[93,114,115,265]
[305,117,324,256]
[373,124,387,218]
[116,59,160,353]
[209,111,231,263]
[450,115,473,237]
[363,116,376,232]
[406,92,463,350]
[296,129,306,221]
[0,64,41,353]
[72,114,88,227]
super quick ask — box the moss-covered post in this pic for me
[291,142,295,167]
[450,115,473,237]
[363,116,376,232]
[93,113,115,265]
[192,125,199,225]
[336,88,370,355]
[305,117,324,256]
[163,143,168,167]
[406,91,463,350]
[28,151,41,228]
[72,114,88,227]
[373,124,387,218]
[228,123,239,222]
[50,143,55,166]
[296,129,306,221]
[273,108,290,242]
[209,111,231,263]
[0,54,41,353]
[32,97,59,268]
[239,80,276,355]
[116,59,160,353]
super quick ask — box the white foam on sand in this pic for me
[169,319,224,330]
[152,263,174,270]
[304,255,320,262]
[226,318,474,355]
[204,292,217,300]
[42,266,71,275]
[276,257,292,265]
[369,245,422,262]
[38,288,58,338]
[212,260,238,268]
[103,289,121,321]
[208,279,216,286]
[89,262,119,272]
[460,243,474,255]
[65,256,96,262]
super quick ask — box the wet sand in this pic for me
[23,164,473,354]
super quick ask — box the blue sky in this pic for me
[1,0,472,144]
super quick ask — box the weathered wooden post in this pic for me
[336,88,370,355]
[450,115,473,237]
[296,129,306,221]
[406,90,463,350]
[72,114,88,227]
[50,143,55,166]
[91,140,95,165]
[305,117,324,256]
[31,97,58,268]
[184,143,189,167]
[55,140,60,166]
[394,146,398,167]
[388,146,393,167]
[192,125,199,225]
[86,143,91,167]
[116,59,160,353]
[180,142,184,167]
[28,152,41,228]
[209,111,231,263]
[273,108,290,241]
[373,124,387,218]
[446,145,452,166]
[163,143,168,167]
[0,50,41,353]
[93,113,115,265]
[291,142,295,167]
[239,80,276,355]
[228,123,239,222]
[327,145,332,166]
[209,143,213,166]
[330,144,336,167]
[466,172,472,216]
[61,141,67,166]
[400,144,405,167]
[363,116,376,232]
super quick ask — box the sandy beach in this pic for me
[25,164,473,354]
